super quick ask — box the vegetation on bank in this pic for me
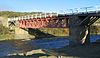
[0,11,57,18]
[0,11,37,17]
[90,26,100,34]
[0,24,9,34]
[0,24,14,40]
[28,28,69,39]
[39,28,69,36]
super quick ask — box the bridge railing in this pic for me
[8,13,58,21]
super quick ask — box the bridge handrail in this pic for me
[8,13,58,21]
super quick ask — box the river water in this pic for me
[0,38,69,57]
[0,35,100,57]
[90,35,100,42]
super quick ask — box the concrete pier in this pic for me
[69,15,90,45]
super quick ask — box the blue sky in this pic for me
[0,0,100,13]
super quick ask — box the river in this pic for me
[0,35,100,57]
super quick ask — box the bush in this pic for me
[0,24,9,34]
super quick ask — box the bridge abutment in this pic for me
[69,15,90,45]
[15,27,35,40]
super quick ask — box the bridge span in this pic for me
[8,11,100,45]
[8,13,69,28]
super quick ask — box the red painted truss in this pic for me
[18,17,69,28]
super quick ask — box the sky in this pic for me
[0,0,100,13]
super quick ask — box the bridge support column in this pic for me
[69,16,90,45]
